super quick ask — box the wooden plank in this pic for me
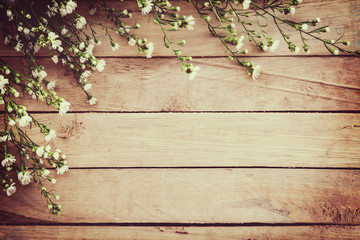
[1,225,360,240]
[0,0,359,57]
[5,57,360,111]
[6,113,360,168]
[1,169,360,224]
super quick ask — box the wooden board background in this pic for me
[1,0,360,239]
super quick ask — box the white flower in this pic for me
[51,55,58,64]
[42,169,51,177]
[7,183,16,196]
[61,28,68,35]
[236,35,245,51]
[39,70,47,80]
[67,0,77,10]
[252,65,261,80]
[51,178,56,184]
[7,10,13,21]
[53,151,60,160]
[333,49,339,55]
[18,171,32,186]
[80,70,91,83]
[47,81,56,90]
[141,0,153,15]
[66,0,77,14]
[243,0,251,10]
[145,42,154,58]
[79,42,85,50]
[269,40,280,52]
[36,146,44,157]
[112,42,119,51]
[185,15,195,31]
[75,17,86,29]
[89,97,97,105]
[0,75,9,90]
[57,165,69,175]
[84,83,92,91]
[45,129,56,142]
[59,100,71,115]
[324,27,330,32]
[1,155,16,167]
[315,17,321,23]
[79,57,86,63]
[85,44,94,54]
[13,90,19,98]
[60,0,77,16]
[128,38,136,46]
[48,32,62,49]
[59,8,67,17]
[301,24,308,31]
[19,115,32,127]
[9,119,16,126]
[96,59,106,72]
[14,41,23,52]
[294,46,300,54]
[188,66,200,80]
[289,6,296,15]
[45,145,51,152]
[23,28,30,35]
[32,69,47,81]
[0,135,11,142]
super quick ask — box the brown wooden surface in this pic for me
[1,0,360,239]
[0,0,359,57]
[1,169,360,224]
[1,226,360,240]
[6,113,359,168]
[5,57,360,112]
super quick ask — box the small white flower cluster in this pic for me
[138,0,154,15]
[59,99,71,115]
[116,22,155,59]
[241,61,261,80]
[179,16,195,31]
[2,142,68,197]
[242,0,252,10]
[59,0,77,17]
[0,75,9,95]
[182,63,200,80]
[75,17,87,30]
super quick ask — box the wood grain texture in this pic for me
[1,169,360,224]
[5,57,360,112]
[1,225,360,240]
[1,0,359,238]
[0,0,359,57]
[8,113,359,168]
